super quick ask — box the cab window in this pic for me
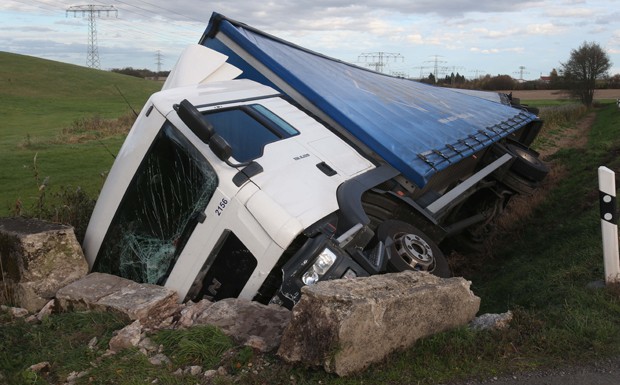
[203,104,298,162]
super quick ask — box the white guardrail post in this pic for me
[598,166,620,284]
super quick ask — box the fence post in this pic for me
[598,166,620,284]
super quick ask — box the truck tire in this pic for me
[377,220,451,278]
[506,143,549,182]
[502,171,538,196]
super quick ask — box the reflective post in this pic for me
[598,166,620,284]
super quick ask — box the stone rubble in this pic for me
[0,217,88,312]
[109,319,143,353]
[0,217,498,380]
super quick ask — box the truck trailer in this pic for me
[82,13,548,308]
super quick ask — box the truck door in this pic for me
[163,98,302,302]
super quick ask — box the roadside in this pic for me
[447,106,620,385]
[447,356,620,385]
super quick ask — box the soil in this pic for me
[537,112,595,159]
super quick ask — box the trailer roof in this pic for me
[199,13,537,187]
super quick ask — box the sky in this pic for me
[1,0,619,81]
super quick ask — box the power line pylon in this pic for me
[425,55,447,83]
[469,69,486,79]
[155,50,163,73]
[155,50,163,80]
[514,65,529,82]
[358,52,404,73]
[66,5,118,69]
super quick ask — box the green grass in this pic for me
[0,311,126,384]
[1,54,620,384]
[0,51,160,215]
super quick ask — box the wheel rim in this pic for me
[393,231,435,270]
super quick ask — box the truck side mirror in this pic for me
[209,134,232,161]
[174,99,214,143]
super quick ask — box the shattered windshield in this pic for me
[93,122,218,284]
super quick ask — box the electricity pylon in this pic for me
[358,52,404,73]
[66,5,118,69]
[514,66,529,82]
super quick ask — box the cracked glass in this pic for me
[93,122,218,284]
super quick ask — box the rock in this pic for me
[1,305,29,318]
[149,353,172,366]
[204,369,218,379]
[277,271,480,376]
[138,337,159,354]
[0,217,88,312]
[188,365,202,376]
[193,298,291,352]
[28,361,50,372]
[56,273,179,326]
[244,335,269,352]
[176,299,213,328]
[65,371,88,382]
[470,311,514,330]
[87,336,98,351]
[109,320,142,352]
[35,299,55,321]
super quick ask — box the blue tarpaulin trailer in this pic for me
[199,13,539,188]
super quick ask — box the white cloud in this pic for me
[544,7,595,17]
[470,46,524,54]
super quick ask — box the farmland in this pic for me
[511,88,620,101]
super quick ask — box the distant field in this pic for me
[510,88,620,100]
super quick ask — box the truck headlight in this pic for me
[301,248,337,285]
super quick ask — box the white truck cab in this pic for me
[84,66,379,307]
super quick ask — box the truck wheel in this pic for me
[506,143,549,182]
[502,171,538,195]
[377,220,451,278]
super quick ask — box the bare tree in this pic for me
[561,41,612,107]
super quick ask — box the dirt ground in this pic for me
[508,89,620,101]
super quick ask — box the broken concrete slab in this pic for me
[0,217,88,312]
[193,298,291,352]
[56,272,178,326]
[277,271,481,376]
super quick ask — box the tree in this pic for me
[483,75,515,91]
[548,68,563,89]
[561,41,612,106]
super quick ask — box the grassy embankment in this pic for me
[0,51,160,217]
[1,53,620,384]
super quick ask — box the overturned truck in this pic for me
[83,13,548,309]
